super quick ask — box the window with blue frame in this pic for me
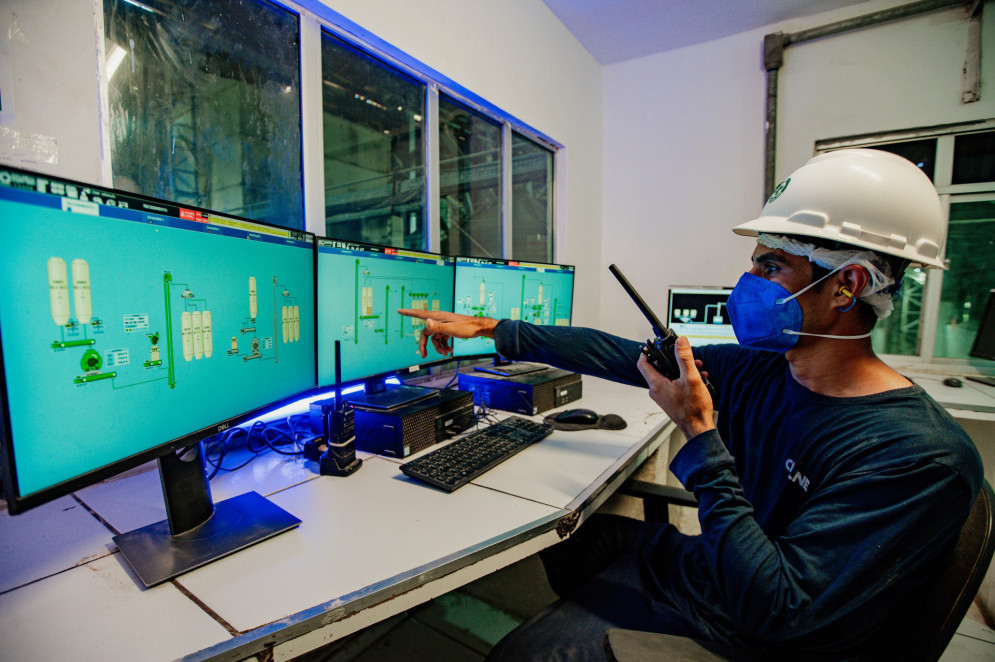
[101,0,558,258]
[320,31,427,249]
[439,95,503,258]
[103,0,304,230]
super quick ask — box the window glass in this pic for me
[104,0,303,229]
[933,199,995,358]
[321,33,425,248]
[952,131,995,185]
[511,133,554,262]
[869,140,937,182]
[438,95,502,258]
[870,265,926,356]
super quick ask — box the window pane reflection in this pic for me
[321,33,425,249]
[104,0,303,229]
[934,199,995,358]
[870,265,925,356]
[953,132,995,185]
[439,95,502,258]
[869,140,936,182]
[511,133,553,262]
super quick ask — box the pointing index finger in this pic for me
[398,308,462,322]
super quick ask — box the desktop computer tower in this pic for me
[457,367,582,415]
[352,388,476,458]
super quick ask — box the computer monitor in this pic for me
[0,166,316,586]
[969,289,995,362]
[667,287,738,347]
[452,256,575,360]
[316,239,455,408]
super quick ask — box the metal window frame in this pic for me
[284,0,562,262]
[94,0,563,262]
[817,121,995,365]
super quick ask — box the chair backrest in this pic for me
[866,479,995,662]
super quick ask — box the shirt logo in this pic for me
[785,458,810,492]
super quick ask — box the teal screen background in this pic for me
[317,243,454,385]
[0,189,316,498]
[453,260,575,358]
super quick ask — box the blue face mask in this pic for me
[726,272,803,352]
[726,270,872,352]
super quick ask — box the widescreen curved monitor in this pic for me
[452,256,575,359]
[0,166,316,585]
[316,238,455,394]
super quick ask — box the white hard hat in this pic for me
[733,149,947,268]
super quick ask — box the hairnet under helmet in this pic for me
[734,149,947,269]
[756,233,899,318]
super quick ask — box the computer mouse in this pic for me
[942,377,963,388]
[552,408,599,425]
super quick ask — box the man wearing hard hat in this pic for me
[399,149,983,661]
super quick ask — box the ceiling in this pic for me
[541,0,876,64]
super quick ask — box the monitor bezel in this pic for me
[0,165,319,515]
[969,288,995,362]
[315,236,457,389]
[450,254,577,360]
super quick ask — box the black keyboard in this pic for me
[400,416,553,491]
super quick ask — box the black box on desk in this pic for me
[458,367,582,415]
[352,389,475,458]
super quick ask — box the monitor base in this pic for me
[114,490,300,587]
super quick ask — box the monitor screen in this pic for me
[969,289,995,362]
[667,287,737,347]
[0,166,317,514]
[452,257,575,358]
[317,239,455,386]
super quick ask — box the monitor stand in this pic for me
[345,379,439,410]
[113,442,300,588]
[473,358,547,377]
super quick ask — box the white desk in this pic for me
[0,377,673,662]
[906,371,995,419]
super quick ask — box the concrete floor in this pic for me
[294,554,556,662]
[294,551,995,662]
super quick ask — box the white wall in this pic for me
[0,1,103,183]
[601,27,765,341]
[777,4,995,180]
[601,0,995,340]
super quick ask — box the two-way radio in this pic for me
[609,264,715,398]
[318,340,362,476]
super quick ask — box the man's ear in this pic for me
[835,265,871,305]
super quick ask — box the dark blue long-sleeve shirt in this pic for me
[493,320,983,659]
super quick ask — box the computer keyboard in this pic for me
[966,375,995,388]
[400,416,554,491]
